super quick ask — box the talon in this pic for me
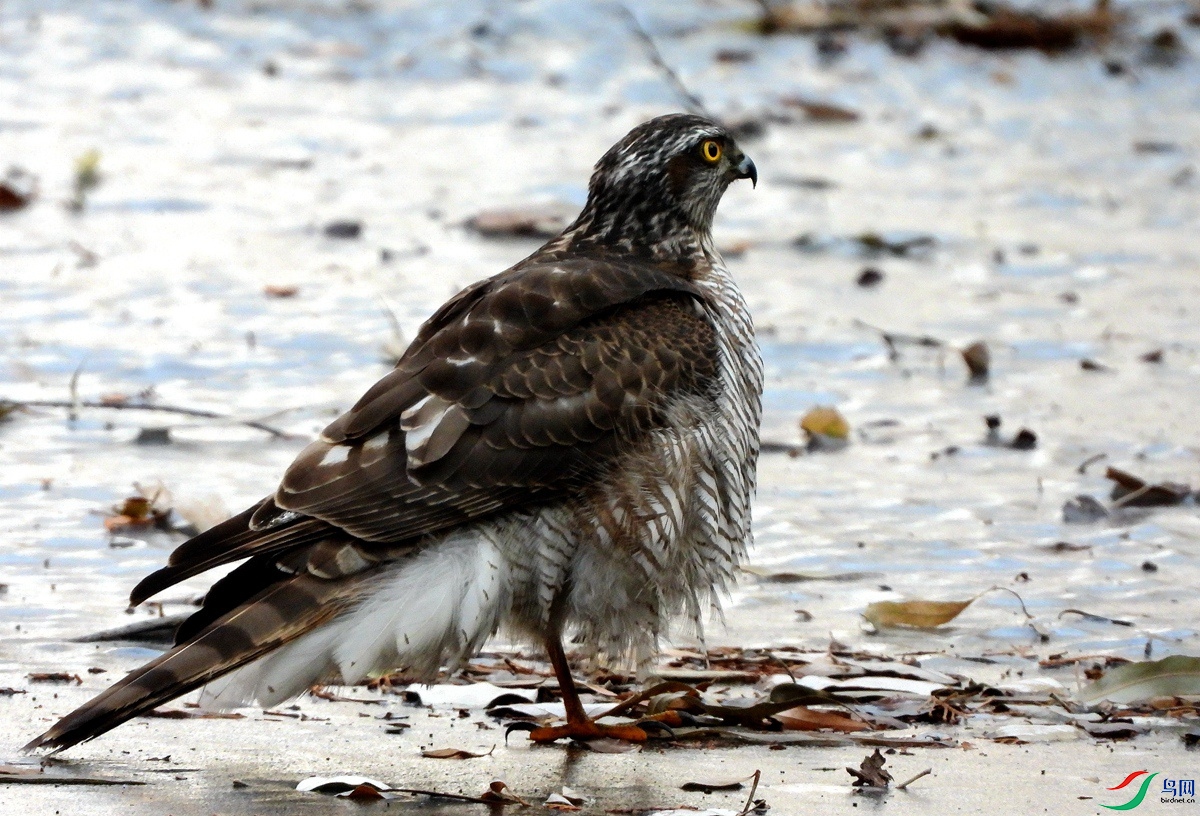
[640,710,690,728]
[504,721,539,743]
[527,720,648,744]
[634,719,676,739]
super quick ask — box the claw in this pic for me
[634,719,676,739]
[504,721,539,744]
[527,720,648,744]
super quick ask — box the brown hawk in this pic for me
[27,113,761,750]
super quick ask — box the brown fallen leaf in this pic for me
[465,202,577,239]
[847,748,892,788]
[142,709,244,720]
[0,767,144,786]
[961,341,990,382]
[681,776,747,793]
[545,789,584,811]
[479,780,529,806]
[863,598,975,629]
[801,406,850,452]
[344,783,385,800]
[780,96,860,123]
[1105,466,1191,507]
[939,6,1118,53]
[775,706,869,733]
[103,484,174,532]
[27,672,81,684]
[856,267,884,287]
[264,284,300,298]
[0,167,37,211]
[420,746,495,759]
[0,766,40,778]
[323,220,362,239]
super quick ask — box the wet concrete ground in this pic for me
[5,679,1197,816]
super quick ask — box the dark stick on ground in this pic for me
[7,399,301,440]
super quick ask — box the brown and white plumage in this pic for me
[27,113,762,752]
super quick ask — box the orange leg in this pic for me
[527,634,648,744]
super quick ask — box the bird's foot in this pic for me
[527,718,648,744]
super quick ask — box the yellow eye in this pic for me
[700,139,722,163]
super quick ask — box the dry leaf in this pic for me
[1105,467,1191,507]
[264,285,300,298]
[961,341,990,382]
[465,203,577,239]
[0,766,41,778]
[847,748,892,788]
[863,598,975,629]
[343,784,385,800]
[545,792,583,811]
[323,220,362,239]
[780,96,860,123]
[775,706,869,733]
[801,406,849,439]
[420,746,494,759]
[27,672,81,684]
[104,484,174,532]
[1077,656,1200,705]
[0,167,37,211]
[681,777,747,792]
[801,406,850,452]
[480,780,529,806]
[296,776,390,794]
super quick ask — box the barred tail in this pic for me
[24,572,363,754]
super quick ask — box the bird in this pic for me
[26,112,762,752]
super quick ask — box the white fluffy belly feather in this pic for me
[200,532,510,709]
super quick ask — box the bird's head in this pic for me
[565,114,756,259]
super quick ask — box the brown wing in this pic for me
[131,255,718,605]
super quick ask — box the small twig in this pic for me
[736,769,762,816]
[614,4,710,117]
[68,361,84,422]
[770,654,797,683]
[1076,452,1107,474]
[389,786,494,804]
[853,319,945,361]
[983,586,1033,620]
[377,295,407,348]
[596,680,698,721]
[895,768,931,791]
[12,399,301,440]
[1110,484,1152,510]
[983,586,1049,641]
[1058,609,1133,627]
[760,440,806,455]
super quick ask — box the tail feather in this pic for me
[24,572,365,754]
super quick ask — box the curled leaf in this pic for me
[421,746,494,759]
[1077,655,1200,705]
[801,406,849,439]
[961,340,990,382]
[775,706,869,732]
[847,749,891,788]
[863,598,975,629]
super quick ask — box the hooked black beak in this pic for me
[733,154,757,188]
